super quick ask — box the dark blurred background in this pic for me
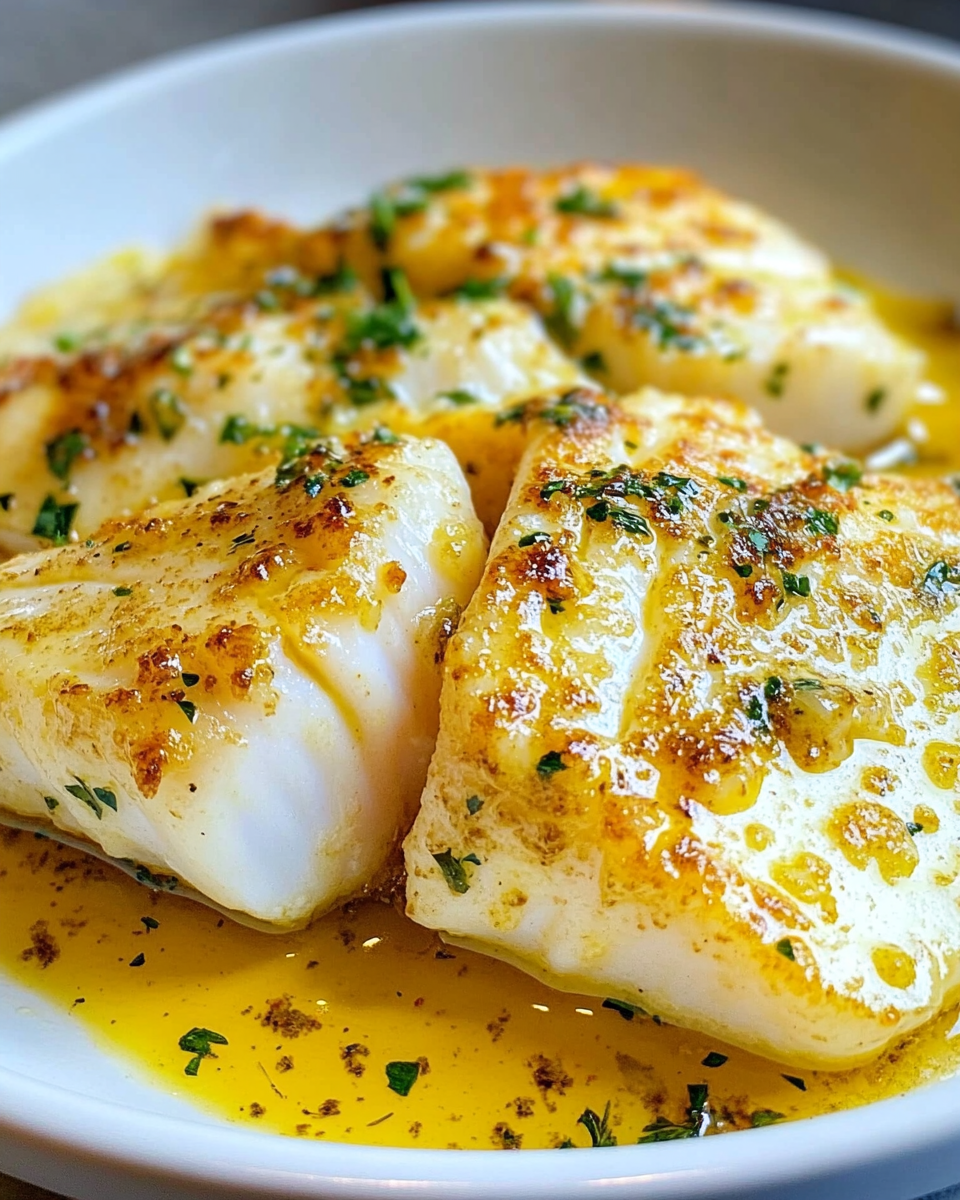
[1,0,959,120]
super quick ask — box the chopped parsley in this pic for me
[555,185,618,219]
[180,478,204,497]
[135,865,178,891]
[547,596,565,615]
[923,560,960,597]
[601,998,646,1021]
[496,389,606,430]
[782,1074,807,1092]
[638,1084,709,1142]
[765,362,790,398]
[906,821,924,836]
[781,571,812,598]
[65,778,117,820]
[433,849,476,894]
[385,1060,421,1096]
[823,460,862,492]
[409,169,472,194]
[312,262,359,295]
[339,373,394,408]
[179,1027,228,1076]
[182,672,200,688]
[43,796,59,811]
[112,586,133,597]
[878,509,895,522]
[597,262,648,289]
[129,952,146,968]
[744,695,765,724]
[175,699,198,725]
[342,271,419,354]
[865,387,887,413]
[53,331,82,353]
[776,938,796,961]
[340,469,370,488]
[466,795,484,816]
[735,564,753,578]
[794,678,823,691]
[764,676,783,700]
[702,1052,728,1068]
[751,1109,785,1127]
[518,531,551,548]
[369,191,402,250]
[0,493,12,511]
[149,388,187,441]
[717,476,748,492]
[536,750,567,776]
[577,1102,617,1146]
[632,299,703,351]
[580,350,607,373]
[141,916,160,931]
[585,499,651,537]
[544,274,581,347]
[805,508,839,537]
[438,389,478,407]
[452,276,510,301]
[45,429,88,483]
[114,541,131,552]
[32,494,77,542]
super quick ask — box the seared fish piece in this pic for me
[0,262,581,554]
[311,164,924,452]
[0,432,486,928]
[405,388,960,1068]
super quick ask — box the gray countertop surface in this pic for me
[0,1,958,1197]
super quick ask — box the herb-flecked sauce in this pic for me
[0,281,959,1150]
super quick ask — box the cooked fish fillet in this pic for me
[0,432,486,928]
[304,164,924,452]
[0,266,581,553]
[405,387,960,1067]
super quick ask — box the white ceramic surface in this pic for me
[1,4,959,1198]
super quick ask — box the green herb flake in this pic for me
[0,493,12,511]
[581,350,607,373]
[555,185,619,219]
[765,361,790,398]
[385,1060,420,1096]
[340,468,370,488]
[466,795,484,816]
[179,1027,228,1076]
[180,478,205,497]
[112,586,132,597]
[735,564,753,578]
[637,1083,709,1143]
[176,699,198,725]
[220,414,257,444]
[432,849,473,894]
[906,821,924,836]
[601,998,646,1021]
[518,531,551,548]
[65,778,114,820]
[823,460,863,492]
[544,274,580,347]
[547,596,565,615]
[43,796,59,812]
[342,276,420,354]
[751,1109,785,1128]
[141,916,160,931]
[805,508,839,537]
[53,331,82,353]
[764,676,783,700]
[577,1102,617,1147]
[45,429,89,483]
[782,1074,807,1092]
[878,509,895,522]
[598,262,648,289]
[182,672,200,688]
[717,476,748,492]
[114,541,131,552]
[452,276,509,301]
[369,191,397,251]
[149,388,187,441]
[585,499,651,537]
[794,678,824,691]
[782,571,812,598]
[135,865,178,891]
[439,389,478,407]
[33,496,78,544]
[702,1052,728,1068]
[776,938,796,961]
[865,387,887,413]
[536,750,567,776]
[744,695,765,723]
[129,952,146,968]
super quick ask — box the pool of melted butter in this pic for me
[1,282,959,1151]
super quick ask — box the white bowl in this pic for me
[1,4,959,1197]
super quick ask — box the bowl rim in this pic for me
[2,2,960,1195]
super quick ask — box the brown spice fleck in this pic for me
[275,1055,294,1073]
[492,1122,523,1150]
[20,920,60,968]
[259,995,322,1038]
[528,1054,573,1112]
[341,1043,369,1077]
[510,1096,536,1118]
[408,1121,422,1139]
[318,1098,341,1117]
[487,1010,511,1042]
[248,1102,266,1118]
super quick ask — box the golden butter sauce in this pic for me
[1,281,959,1151]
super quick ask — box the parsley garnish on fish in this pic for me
[536,750,567,776]
[32,496,77,544]
[823,460,862,492]
[45,429,88,483]
[865,387,887,413]
[340,469,370,488]
[466,795,484,816]
[781,571,812,598]
[179,1027,228,1077]
[702,1052,728,1068]
[776,938,796,960]
[0,493,12,511]
[149,388,187,441]
[141,916,159,931]
[805,509,839,537]
[452,277,510,301]
[717,476,748,492]
[544,274,581,347]
[175,700,198,725]
[751,1110,785,1127]
[602,998,647,1021]
[637,1084,710,1142]
[129,953,146,968]
[765,362,790,398]
[342,270,419,354]
[518,531,551,548]
[555,185,619,219]
[783,1074,807,1091]
[65,778,117,820]
[433,849,475,894]
[923,560,960,597]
